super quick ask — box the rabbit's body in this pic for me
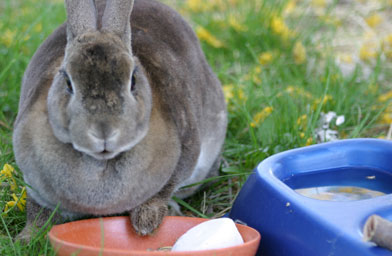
[13,0,226,237]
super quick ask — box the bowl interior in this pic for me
[49,216,260,255]
[283,166,392,201]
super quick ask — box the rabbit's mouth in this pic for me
[90,150,119,160]
[72,142,121,160]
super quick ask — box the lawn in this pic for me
[1,0,391,254]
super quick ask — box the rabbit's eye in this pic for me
[130,68,137,92]
[60,70,73,94]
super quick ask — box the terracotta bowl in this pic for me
[48,216,261,256]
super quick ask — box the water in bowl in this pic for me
[295,186,385,201]
[282,166,392,201]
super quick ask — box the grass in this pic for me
[1,0,392,254]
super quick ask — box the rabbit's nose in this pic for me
[88,124,119,142]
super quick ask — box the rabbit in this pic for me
[13,0,227,240]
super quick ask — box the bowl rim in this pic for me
[48,216,261,255]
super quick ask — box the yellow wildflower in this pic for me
[228,15,247,32]
[359,44,377,61]
[311,0,326,8]
[306,137,313,146]
[34,23,42,33]
[223,84,234,101]
[380,112,392,124]
[1,29,17,47]
[250,106,274,127]
[245,66,262,85]
[378,91,392,102]
[258,52,273,65]
[300,132,305,138]
[321,95,332,104]
[297,114,307,126]
[223,84,247,102]
[277,85,313,99]
[254,66,262,74]
[23,34,31,41]
[312,95,332,109]
[237,89,246,101]
[384,34,392,47]
[293,41,307,64]
[270,16,292,39]
[3,188,27,215]
[252,74,262,85]
[365,14,382,28]
[196,26,224,48]
[367,84,379,95]
[186,0,207,12]
[319,15,341,27]
[1,164,14,177]
[284,0,297,15]
[339,54,353,64]
[186,0,224,12]
[1,164,17,191]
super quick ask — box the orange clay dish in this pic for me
[48,216,261,256]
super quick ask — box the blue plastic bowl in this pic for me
[229,139,392,256]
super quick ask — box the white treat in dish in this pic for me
[172,218,244,252]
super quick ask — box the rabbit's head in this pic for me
[48,0,151,160]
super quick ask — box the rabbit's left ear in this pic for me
[102,0,134,49]
[65,0,97,42]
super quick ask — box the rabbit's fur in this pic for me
[13,0,227,239]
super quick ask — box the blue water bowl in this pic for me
[229,139,392,256]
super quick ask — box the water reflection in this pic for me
[295,186,385,201]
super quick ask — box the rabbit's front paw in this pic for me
[130,198,168,236]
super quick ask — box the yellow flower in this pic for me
[1,164,14,178]
[186,0,207,12]
[252,74,261,85]
[378,91,392,102]
[196,26,224,48]
[311,0,326,8]
[380,112,392,124]
[254,66,262,74]
[34,23,42,33]
[223,84,234,101]
[237,89,246,101]
[250,106,274,127]
[366,14,382,28]
[300,132,305,138]
[284,0,297,15]
[186,0,224,12]
[1,29,17,47]
[1,164,17,191]
[297,114,307,126]
[277,85,313,99]
[319,15,341,27]
[384,34,392,47]
[339,54,353,64]
[293,41,307,64]
[223,84,247,103]
[359,44,377,61]
[228,15,247,32]
[258,52,273,65]
[3,188,27,215]
[306,137,313,146]
[270,16,293,39]
[245,66,262,85]
[312,95,332,109]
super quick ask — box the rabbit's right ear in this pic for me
[102,0,134,49]
[65,0,97,42]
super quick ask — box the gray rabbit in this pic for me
[13,0,227,240]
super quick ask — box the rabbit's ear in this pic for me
[102,0,134,48]
[65,0,97,41]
